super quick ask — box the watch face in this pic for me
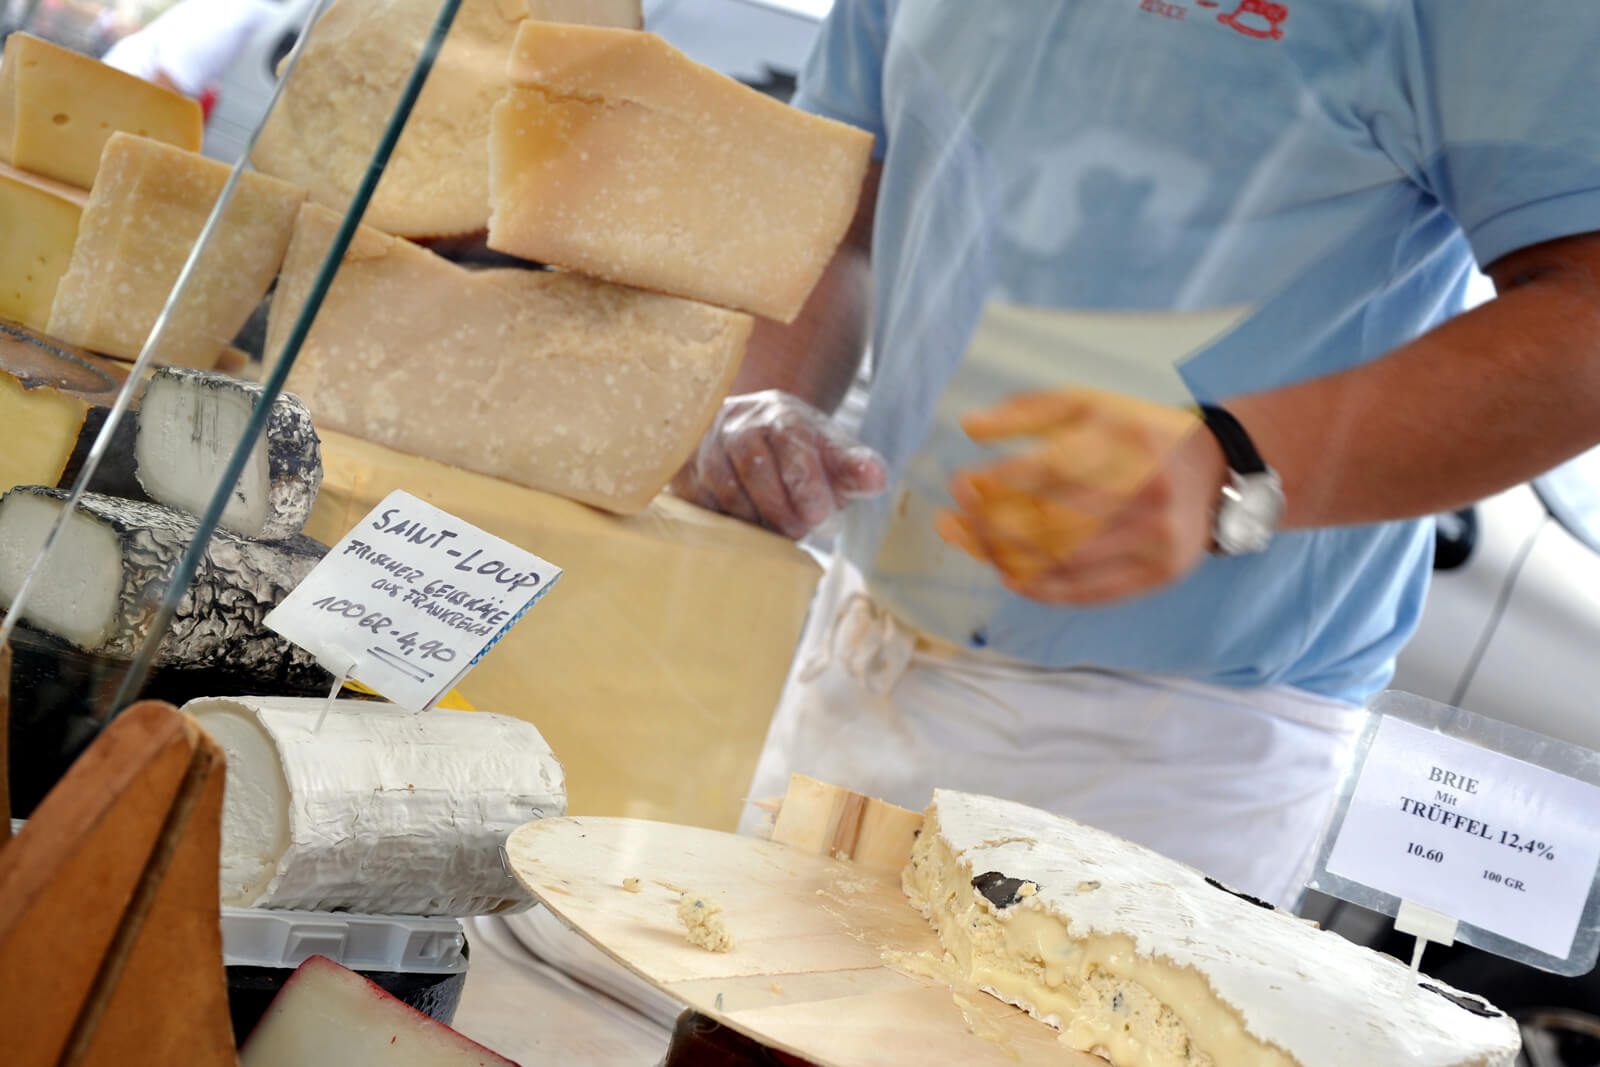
[1216,472,1285,555]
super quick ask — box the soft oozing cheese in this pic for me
[487,23,874,323]
[904,790,1521,1067]
[0,33,202,188]
[48,133,305,369]
[0,164,84,330]
[267,202,751,515]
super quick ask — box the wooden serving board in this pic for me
[505,817,1104,1067]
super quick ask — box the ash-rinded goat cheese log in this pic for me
[0,487,324,682]
[186,696,565,916]
[904,789,1521,1067]
[135,368,322,540]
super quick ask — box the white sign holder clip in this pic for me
[312,648,358,733]
[1394,898,1458,996]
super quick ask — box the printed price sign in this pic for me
[1321,710,1600,965]
[266,490,561,712]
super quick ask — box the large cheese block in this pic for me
[904,789,1522,1067]
[487,23,874,323]
[252,0,521,238]
[0,323,123,496]
[0,487,325,684]
[186,696,565,915]
[267,202,751,514]
[48,133,306,369]
[0,163,85,330]
[527,0,641,27]
[135,368,323,540]
[304,429,821,831]
[0,33,202,188]
[240,955,520,1066]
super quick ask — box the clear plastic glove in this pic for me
[671,390,888,540]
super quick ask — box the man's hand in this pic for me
[937,388,1226,605]
[671,390,888,540]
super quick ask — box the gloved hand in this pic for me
[671,390,888,540]
[937,386,1222,605]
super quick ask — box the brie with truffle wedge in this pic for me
[135,368,322,540]
[903,789,1520,1067]
[187,695,565,915]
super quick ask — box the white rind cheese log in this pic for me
[239,955,519,1066]
[0,487,325,684]
[487,23,875,323]
[905,790,1521,1067]
[135,368,323,541]
[48,133,306,370]
[267,202,752,515]
[252,0,523,238]
[186,696,565,915]
[0,33,202,189]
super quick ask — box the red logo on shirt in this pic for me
[1218,0,1288,39]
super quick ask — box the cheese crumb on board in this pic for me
[487,23,874,323]
[677,891,734,953]
[622,877,642,893]
[267,202,752,515]
[0,163,84,331]
[0,33,201,189]
[904,789,1521,1067]
[48,133,306,370]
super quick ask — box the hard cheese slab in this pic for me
[505,817,1103,1066]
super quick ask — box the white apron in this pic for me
[742,555,1368,908]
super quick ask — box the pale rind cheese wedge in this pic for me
[135,367,323,541]
[267,202,752,515]
[186,696,565,915]
[47,133,307,369]
[905,790,1521,1067]
[486,22,875,323]
[240,955,519,1066]
[0,33,201,189]
[0,324,121,497]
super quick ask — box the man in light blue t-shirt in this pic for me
[673,0,1600,902]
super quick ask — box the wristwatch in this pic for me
[1199,405,1284,556]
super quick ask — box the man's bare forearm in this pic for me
[1230,230,1600,529]
[728,161,882,413]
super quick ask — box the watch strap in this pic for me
[1199,405,1268,475]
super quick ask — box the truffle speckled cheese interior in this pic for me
[487,22,874,323]
[905,789,1520,1067]
[267,202,752,515]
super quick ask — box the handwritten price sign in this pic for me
[266,490,561,712]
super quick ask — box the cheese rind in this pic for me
[267,202,752,514]
[0,33,202,188]
[0,165,84,330]
[239,955,519,1066]
[0,487,326,684]
[487,24,874,323]
[904,790,1521,1067]
[252,0,527,238]
[185,696,566,915]
[0,323,121,496]
[48,133,306,369]
[134,368,323,540]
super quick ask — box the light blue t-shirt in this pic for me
[794,0,1600,704]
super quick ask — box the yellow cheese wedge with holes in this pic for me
[0,164,84,331]
[0,33,201,189]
